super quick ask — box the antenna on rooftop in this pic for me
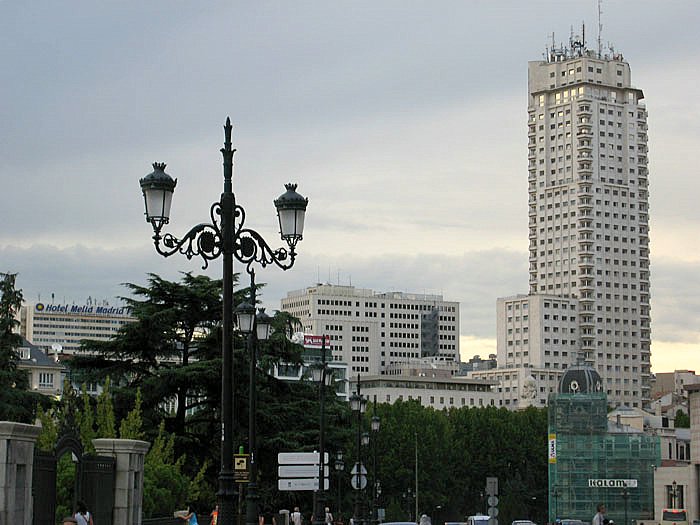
[597,0,603,58]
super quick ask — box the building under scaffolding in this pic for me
[548,364,660,524]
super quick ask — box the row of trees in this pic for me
[1,271,549,521]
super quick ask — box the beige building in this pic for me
[352,374,497,410]
[491,37,651,409]
[280,284,460,377]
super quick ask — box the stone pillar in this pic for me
[93,438,150,525]
[0,421,42,525]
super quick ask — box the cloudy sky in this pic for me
[1,1,698,373]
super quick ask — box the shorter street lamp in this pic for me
[237,302,272,525]
[351,382,368,525]
[371,413,380,525]
[311,339,333,525]
[335,451,345,519]
[671,480,678,509]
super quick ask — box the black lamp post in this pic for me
[335,451,345,519]
[622,487,629,525]
[671,480,678,509]
[361,431,370,522]
[350,377,368,525]
[311,337,333,525]
[370,400,380,525]
[551,486,559,523]
[139,118,308,525]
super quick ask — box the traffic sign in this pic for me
[488,508,499,518]
[487,496,499,507]
[350,463,367,475]
[234,454,250,483]
[350,474,367,490]
[279,465,330,478]
[278,478,329,491]
[486,477,498,496]
[278,452,329,465]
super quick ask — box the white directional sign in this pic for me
[278,452,329,465]
[279,465,330,478]
[278,478,330,491]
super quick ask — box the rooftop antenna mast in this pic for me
[597,0,603,58]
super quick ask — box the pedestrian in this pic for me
[420,514,432,525]
[74,501,94,525]
[177,505,199,525]
[62,518,78,525]
[259,507,276,525]
[291,507,302,525]
[324,507,333,525]
[210,505,219,525]
[592,503,607,525]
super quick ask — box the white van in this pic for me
[467,515,490,525]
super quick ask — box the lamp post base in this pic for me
[218,470,237,525]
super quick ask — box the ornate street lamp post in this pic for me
[370,400,380,525]
[311,337,333,525]
[335,451,345,519]
[139,118,308,525]
[350,377,367,525]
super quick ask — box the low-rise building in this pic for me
[351,374,498,410]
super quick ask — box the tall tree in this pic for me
[0,272,42,422]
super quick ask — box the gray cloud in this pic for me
[1,1,699,370]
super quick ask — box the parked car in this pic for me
[558,519,587,525]
[512,520,536,525]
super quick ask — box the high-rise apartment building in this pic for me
[478,36,651,409]
[280,284,460,377]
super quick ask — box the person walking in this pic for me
[210,505,219,525]
[592,503,607,525]
[74,501,94,525]
[291,507,302,525]
[178,505,199,525]
[324,507,333,525]
[259,507,276,525]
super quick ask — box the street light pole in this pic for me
[350,376,367,525]
[312,337,332,525]
[370,397,380,525]
[139,118,308,525]
[335,451,345,520]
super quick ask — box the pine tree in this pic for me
[0,272,41,422]
[119,388,144,440]
[96,377,116,438]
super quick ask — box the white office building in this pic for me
[485,35,652,408]
[280,284,460,377]
[19,300,135,355]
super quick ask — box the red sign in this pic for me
[303,334,331,348]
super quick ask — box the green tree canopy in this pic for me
[0,272,44,422]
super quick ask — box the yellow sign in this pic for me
[234,453,250,483]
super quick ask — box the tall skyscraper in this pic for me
[478,34,651,409]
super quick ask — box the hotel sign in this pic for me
[35,303,130,316]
